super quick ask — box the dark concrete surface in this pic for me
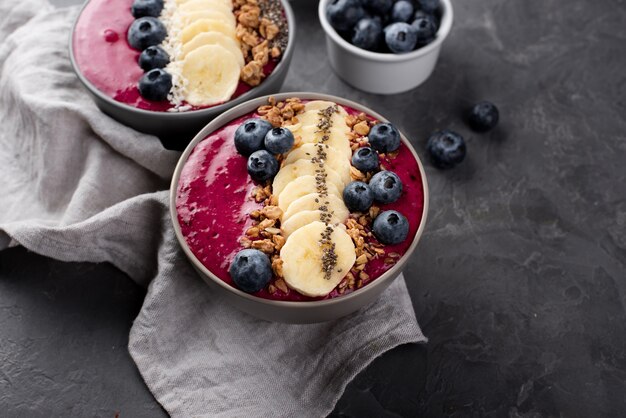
[2,0,626,417]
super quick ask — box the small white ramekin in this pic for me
[318,0,453,94]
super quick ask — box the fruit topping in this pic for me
[369,170,403,204]
[343,181,374,212]
[138,45,170,71]
[363,0,393,16]
[181,44,241,106]
[351,146,379,173]
[468,101,499,132]
[247,150,279,182]
[229,249,273,293]
[137,68,172,101]
[127,17,167,50]
[412,13,437,46]
[384,22,417,53]
[234,118,273,156]
[131,0,164,18]
[373,210,409,245]
[326,0,366,33]
[277,176,342,213]
[327,0,442,54]
[417,0,441,13]
[280,221,356,297]
[426,130,466,169]
[264,127,295,154]
[368,122,401,153]
[391,0,414,23]
[351,18,383,51]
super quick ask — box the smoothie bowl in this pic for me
[69,0,295,149]
[171,92,429,323]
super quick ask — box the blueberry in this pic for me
[352,147,379,172]
[369,122,401,153]
[343,181,374,212]
[363,0,393,16]
[384,22,417,53]
[247,150,279,182]
[234,118,273,156]
[264,127,295,154]
[229,249,272,293]
[369,170,403,204]
[327,0,366,33]
[127,17,167,50]
[131,0,164,18]
[414,10,439,31]
[426,130,466,169]
[468,101,499,132]
[391,0,414,22]
[138,68,172,101]
[138,45,169,71]
[411,13,437,45]
[351,18,383,51]
[372,210,409,245]
[416,0,440,13]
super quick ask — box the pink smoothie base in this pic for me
[175,104,425,301]
[72,0,279,112]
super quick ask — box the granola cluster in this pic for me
[257,96,306,127]
[239,193,290,294]
[233,0,286,86]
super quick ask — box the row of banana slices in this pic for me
[165,0,244,106]
[275,101,358,297]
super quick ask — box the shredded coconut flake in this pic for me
[159,0,188,111]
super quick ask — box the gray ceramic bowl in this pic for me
[170,92,429,323]
[319,0,453,94]
[69,0,295,150]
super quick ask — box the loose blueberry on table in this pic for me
[327,0,442,54]
[426,129,466,169]
[212,99,422,300]
[468,101,500,132]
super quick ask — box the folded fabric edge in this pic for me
[319,329,427,417]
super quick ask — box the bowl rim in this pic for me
[68,0,296,118]
[169,92,430,308]
[318,0,453,62]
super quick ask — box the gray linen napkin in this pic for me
[0,1,427,416]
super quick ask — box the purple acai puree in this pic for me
[176,103,425,301]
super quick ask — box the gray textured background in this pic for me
[1,0,625,416]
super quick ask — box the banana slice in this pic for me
[177,10,237,28]
[277,175,341,213]
[180,32,244,68]
[181,19,236,44]
[303,100,349,114]
[281,210,346,238]
[280,221,356,297]
[273,159,344,197]
[178,0,232,6]
[294,106,349,132]
[282,143,351,186]
[282,193,349,223]
[287,125,352,160]
[178,0,233,13]
[182,44,240,106]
